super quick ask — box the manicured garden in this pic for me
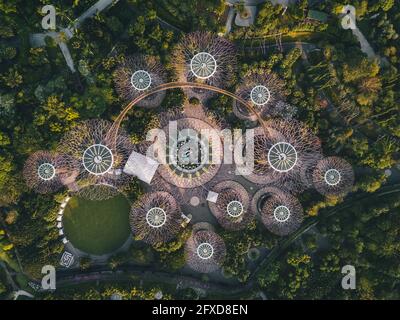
[63,194,131,255]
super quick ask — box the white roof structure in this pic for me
[234,5,257,27]
[123,151,159,185]
[190,52,217,79]
[206,191,219,203]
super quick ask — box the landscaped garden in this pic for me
[63,194,131,255]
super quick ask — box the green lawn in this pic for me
[63,194,131,255]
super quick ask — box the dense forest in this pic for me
[0,0,399,299]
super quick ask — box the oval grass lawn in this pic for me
[63,194,131,255]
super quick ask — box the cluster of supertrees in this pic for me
[23,32,355,274]
[24,119,134,200]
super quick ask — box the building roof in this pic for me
[123,151,159,184]
[235,5,257,27]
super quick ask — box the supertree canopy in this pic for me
[23,151,65,194]
[312,156,354,197]
[113,55,167,108]
[172,31,237,101]
[23,40,358,272]
[185,229,226,273]
[154,109,223,189]
[252,187,304,236]
[237,119,322,193]
[130,191,182,245]
[233,70,287,121]
[57,119,133,200]
[208,180,254,230]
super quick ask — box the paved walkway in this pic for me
[352,27,376,59]
[13,290,34,300]
[0,261,18,291]
[72,0,117,31]
[30,0,120,73]
[224,6,235,35]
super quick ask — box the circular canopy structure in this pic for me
[113,54,166,108]
[82,144,114,175]
[185,230,226,273]
[260,192,303,236]
[324,169,341,186]
[208,180,253,231]
[313,157,354,197]
[268,142,298,172]
[57,119,133,200]
[233,70,287,121]
[130,70,152,91]
[190,52,217,80]
[130,191,182,245]
[197,242,214,260]
[273,205,291,222]
[251,186,303,236]
[23,151,64,194]
[250,85,271,106]
[226,200,244,218]
[237,120,322,194]
[172,31,237,101]
[37,162,56,181]
[156,114,223,189]
[146,207,167,228]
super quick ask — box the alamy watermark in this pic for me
[341,5,357,30]
[41,5,56,30]
[41,265,56,290]
[145,121,256,175]
[341,265,356,290]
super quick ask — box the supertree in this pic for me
[171,31,237,101]
[153,109,224,189]
[113,55,167,108]
[57,119,133,200]
[233,70,287,121]
[130,191,182,245]
[237,119,322,193]
[208,180,254,230]
[23,151,65,194]
[312,156,354,197]
[185,229,226,273]
[251,187,303,236]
